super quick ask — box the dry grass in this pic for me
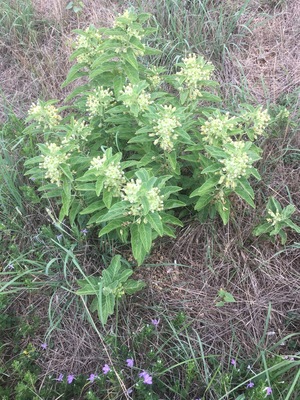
[230,0,300,103]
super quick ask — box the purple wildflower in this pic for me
[67,374,75,384]
[102,364,110,375]
[55,373,64,382]
[40,342,47,350]
[230,358,236,366]
[56,234,63,241]
[81,228,88,236]
[265,387,272,396]
[7,264,14,270]
[126,358,134,368]
[87,373,97,382]
[151,318,160,327]
[247,381,254,388]
[139,370,152,385]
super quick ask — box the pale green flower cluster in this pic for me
[218,141,251,189]
[150,105,181,152]
[146,66,162,88]
[201,113,237,145]
[177,53,214,99]
[120,84,152,112]
[28,102,62,129]
[90,154,106,170]
[86,87,114,117]
[39,143,69,186]
[61,120,92,149]
[103,163,126,196]
[121,179,164,216]
[90,154,125,196]
[266,210,283,226]
[74,26,103,64]
[243,107,270,139]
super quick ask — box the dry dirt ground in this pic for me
[1,0,300,379]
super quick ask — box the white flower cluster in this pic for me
[201,113,237,145]
[28,102,62,129]
[120,84,152,113]
[218,141,251,189]
[90,154,125,196]
[74,27,103,65]
[150,105,181,152]
[103,163,126,196]
[146,66,162,88]
[39,143,69,186]
[266,210,283,226]
[176,54,214,99]
[243,107,270,139]
[61,120,92,150]
[86,87,114,117]
[121,179,164,216]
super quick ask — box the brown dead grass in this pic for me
[230,0,300,103]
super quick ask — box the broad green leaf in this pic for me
[216,199,230,225]
[98,218,127,237]
[138,222,152,253]
[118,269,133,284]
[96,176,105,196]
[123,48,138,70]
[69,199,81,226]
[194,194,213,211]
[124,60,139,84]
[80,200,104,215]
[160,213,183,227]
[123,279,146,295]
[60,163,73,181]
[285,220,300,233]
[234,186,255,208]
[164,199,186,209]
[130,224,146,265]
[252,222,272,236]
[103,189,113,209]
[167,151,177,171]
[146,212,163,236]
[96,202,128,222]
[190,176,219,198]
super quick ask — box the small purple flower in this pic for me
[87,373,97,382]
[29,177,36,181]
[247,381,254,388]
[230,358,236,366]
[81,228,88,236]
[40,342,47,350]
[102,364,110,375]
[56,234,63,241]
[126,358,134,368]
[67,374,75,384]
[151,318,160,327]
[55,373,64,382]
[265,387,272,396]
[6,264,14,270]
[139,370,152,385]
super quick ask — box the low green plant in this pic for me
[253,196,300,244]
[24,9,271,266]
[66,1,84,14]
[215,288,236,307]
[76,255,145,325]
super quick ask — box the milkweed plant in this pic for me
[24,9,272,268]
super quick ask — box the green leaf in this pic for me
[98,291,115,326]
[204,145,227,160]
[278,229,287,245]
[146,212,163,236]
[80,200,104,215]
[234,186,255,208]
[253,222,272,236]
[201,162,222,174]
[113,75,126,98]
[123,279,146,295]
[69,199,81,226]
[160,213,183,227]
[61,63,87,87]
[105,255,122,282]
[96,202,128,222]
[138,222,152,253]
[98,218,127,237]
[285,219,300,233]
[190,176,219,198]
[103,190,113,209]
[167,151,178,171]
[118,269,133,284]
[130,224,146,265]
[194,194,213,211]
[123,48,138,70]
[96,176,105,196]
[216,199,230,225]
[124,60,139,84]
[60,163,73,181]
[164,199,185,209]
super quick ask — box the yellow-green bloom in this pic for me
[28,102,62,129]
[201,112,237,146]
[39,143,69,186]
[151,105,181,152]
[218,141,251,189]
[86,87,114,117]
[176,53,214,99]
[74,26,103,65]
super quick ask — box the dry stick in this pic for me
[80,297,132,400]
